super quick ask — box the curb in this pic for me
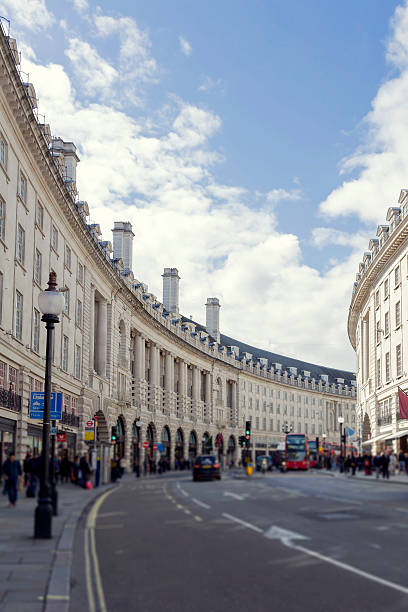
[315,470,408,486]
[43,483,116,612]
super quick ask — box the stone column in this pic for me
[150,343,159,386]
[179,360,186,396]
[192,366,199,401]
[134,333,144,380]
[205,373,211,405]
[165,352,173,391]
[231,381,237,425]
[89,285,95,371]
[363,318,368,383]
[96,299,107,376]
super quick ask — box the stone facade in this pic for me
[349,189,408,453]
[0,30,356,479]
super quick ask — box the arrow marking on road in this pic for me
[264,525,309,545]
[224,491,246,500]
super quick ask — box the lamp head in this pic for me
[38,271,65,317]
[338,416,345,424]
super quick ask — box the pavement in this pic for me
[318,467,408,485]
[0,476,120,612]
[71,470,408,612]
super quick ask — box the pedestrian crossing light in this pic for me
[111,426,117,442]
[245,421,251,440]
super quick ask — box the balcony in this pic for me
[61,411,80,427]
[377,414,392,426]
[0,388,22,412]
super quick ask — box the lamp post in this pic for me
[34,272,64,539]
[338,416,345,473]
[322,433,327,468]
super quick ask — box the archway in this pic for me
[227,435,236,467]
[175,428,184,468]
[132,420,141,471]
[362,413,371,443]
[215,432,224,461]
[112,416,126,459]
[94,410,109,443]
[201,431,212,454]
[188,430,198,463]
[161,426,171,464]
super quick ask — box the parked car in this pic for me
[192,455,221,481]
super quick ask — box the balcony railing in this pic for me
[377,414,392,426]
[0,388,22,412]
[61,411,80,427]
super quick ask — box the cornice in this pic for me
[348,212,408,349]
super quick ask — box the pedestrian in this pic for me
[26,450,40,497]
[389,452,396,476]
[79,453,92,488]
[59,451,71,484]
[351,454,357,476]
[381,452,390,480]
[23,451,32,487]
[373,452,381,479]
[134,456,140,478]
[73,455,80,485]
[398,450,405,474]
[1,452,22,507]
[364,453,372,476]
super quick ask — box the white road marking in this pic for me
[224,491,246,500]
[180,488,189,497]
[192,498,211,510]
[264,525,309,545]
[222,512,263,533]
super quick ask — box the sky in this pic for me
[2,0,407,370]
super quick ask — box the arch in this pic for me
[363,413,371,443]
[175,427,184,466]
[112,415,126,459]
[161,426,171,463]
[201,431,212,454]
[215,432,224,461]
[188,430,198,462]
[227,435,237,467]
[146,423,155,442]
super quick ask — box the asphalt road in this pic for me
[70,470,408,612]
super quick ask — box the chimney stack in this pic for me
[162,268,180,313]
[112,222,134,273]
[206,298,221,342]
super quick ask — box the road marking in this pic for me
[192,498,211,510]
[176,504,184,510]
[224,491,245,500]
[222,512,263,533]
[194,515,202,522]
[85,488,116,612]
[288,541,408,596]
[38,595,70,601]
[264,525,309,545]
[184,509,191,515]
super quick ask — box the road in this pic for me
[70,470,408,612]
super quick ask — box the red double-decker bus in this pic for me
[308,440,318,468]
[285,434,309,470]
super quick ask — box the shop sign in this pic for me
[57,433,67,443]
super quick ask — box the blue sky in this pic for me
[3,0,407,369]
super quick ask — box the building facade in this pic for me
[349,189,408,453]
[0,30,356,478]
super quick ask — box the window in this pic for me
[396,301,401,328]
[269,389,273,397]
[277,390,281,399]
[0,196,4,240]
[8,366,17,392]
[385,352,390,383]
[263,418,266,430]
[283,391,287,400]
[297,422,301,433]
[62,336,69,371]
[255,399,259,410]
[249,397,252,409]
[242,381,246,390]
[249,383,252,392]
[396,344,402,378]
[256,385,259,393]
[312,424,315,435]
[375,290,380,308]
[318,424,322,435]
[75,299,82,327]
[255,417,259,430]
[297,406,301,417]
[33,309,40,353]
[35,202,43,230]
[277,404,280,414]
[64,245,71,270]
[395,266,401,287]
[297,394,301,402]
[16,224,25,265]
[64,394,70,413]
[0,133,7,168]
[51,226,58,251]
[34,250,42,285]
[269,402,273,413]
[305,423,308,434]
[15,291,23,340]
[263,401,266,412]
[385,311,390,336]
[376,320,381,344]
[384,278,389,299]
[64,289,70,316]
[75,344,81,379]
[269,419,273,431]
[376,358,381,387]
[290,405,294,416]
[18,172,27,201]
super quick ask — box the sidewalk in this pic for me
[316,468,408,485]
[0,476,122,612]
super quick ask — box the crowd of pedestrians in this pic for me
[323,449,408,479]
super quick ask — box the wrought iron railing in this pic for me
[61,411,79,427]
[377,414,392,426]
[0,387,21,412]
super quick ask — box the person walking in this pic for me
[398,450,405,475]
[79,453,92,488]
[373,452,381,479]
[381,452,390,480]
[389,452,397,477]
[1,452,22,507]
[351,453,357,476]
[59,451,71,484]
[26,450,40,497]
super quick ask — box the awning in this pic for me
[384,430,408,441]
[361,432,391,446]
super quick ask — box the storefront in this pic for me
[0,416,16,464]
[27,423,43,456]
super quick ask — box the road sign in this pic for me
[29,392,63,420]
[57,433,67,443]
[85,420,95,429]
[153,443,158,450]
[143,441,149,448]
[85,431,95,441]
[157,443,164,452]
[50,427,57,436]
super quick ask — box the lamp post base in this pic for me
[34,494,53,539]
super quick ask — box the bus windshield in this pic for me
[286,435,307,461]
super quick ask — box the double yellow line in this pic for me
[84,488,116,612]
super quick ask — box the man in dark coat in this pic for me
[1,452,22,506]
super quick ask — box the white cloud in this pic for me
[198,75,224,93]
[179,36,192,56]
[266,187,302,204]
[65,38,118,97]
[73,0,89,15]
[312,227,367,250]
[0,0,54,32]
[319,1,408,224]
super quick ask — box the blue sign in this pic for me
[156,443,164,452]
[30,392,63,420]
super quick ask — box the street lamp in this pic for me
[338,416,345,472]
[34,272,64,539]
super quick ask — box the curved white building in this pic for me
[0,30,356,477]
[349,189,408,453]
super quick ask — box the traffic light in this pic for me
[245,421,251,440]
[111,426,117,443]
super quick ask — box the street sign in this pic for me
[157,443,164,452]
[85,431,95,441]
[29,392,63,420]
[153,443,158,450]
[143,441,149,448]
[85,420,95,429]
[57,433,67,443]
[50,427,57,436]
